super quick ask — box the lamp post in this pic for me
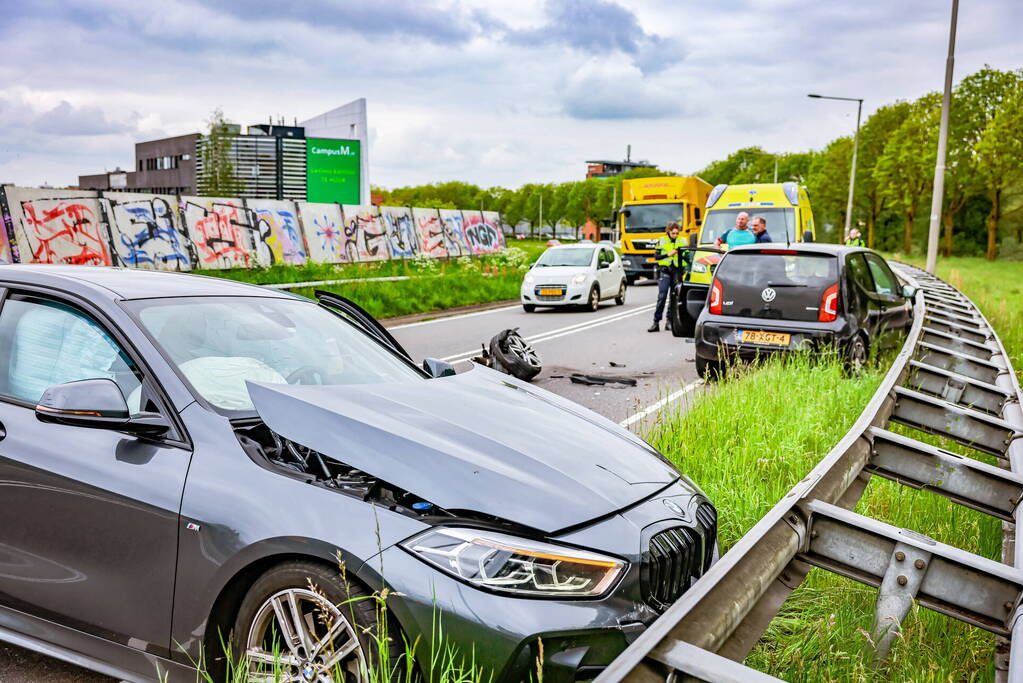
[809,94,863,244]
[925,0,959,274]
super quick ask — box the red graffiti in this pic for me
[417,216,447,257]
[191,203,250,266]
[22,201,111,265]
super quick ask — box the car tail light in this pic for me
[709,278,723,315]
[819,283,839,322]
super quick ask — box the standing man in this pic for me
[648,222,687,332]
[845,228,866,247]
[715,211,757,250]
[751,215,773,243]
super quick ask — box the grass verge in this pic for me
[645,256,1023,681]
[199,246,542,320]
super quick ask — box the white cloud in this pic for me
[0,0,1019,190]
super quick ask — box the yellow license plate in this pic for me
[646,257,656,263]
[740,330,791,346]
[538,288,563,296]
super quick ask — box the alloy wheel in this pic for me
[506,333,542,369]
[589,287,599,311]
[245,587,365,683]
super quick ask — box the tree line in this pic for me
[374,65,1023,260]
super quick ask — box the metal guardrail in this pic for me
[597,263,1023,682]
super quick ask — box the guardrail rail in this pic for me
[597,263,1023,682]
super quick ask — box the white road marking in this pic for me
[388,304,521,330]
[618,380,703,429]
[440,304,656,364]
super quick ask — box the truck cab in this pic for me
[617,176,711,284]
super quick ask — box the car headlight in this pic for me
[572,273,587,285]
[524,273,534,284]
[691,262,708,273]
[402,527,626,597]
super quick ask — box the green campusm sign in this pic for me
[306,138,361,204]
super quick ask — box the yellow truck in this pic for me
[616,176,712,284]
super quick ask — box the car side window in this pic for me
[0,296,145,413]
[846,254,875,293]
[598,249,609,266]
[863,253,899,296]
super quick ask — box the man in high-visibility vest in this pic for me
[845,228,866,247]
[648,222,689,332]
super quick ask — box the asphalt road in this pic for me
[4,282,702,682]
[390,281,704,432]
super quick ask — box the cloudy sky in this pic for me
[1,0,1020,191]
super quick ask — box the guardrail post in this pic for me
[872,542,933,662]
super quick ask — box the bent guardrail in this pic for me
[598,263,1023,682]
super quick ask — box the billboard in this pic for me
[306,137,361,204]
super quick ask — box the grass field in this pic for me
[645,255,1023,681]
[199,240,552,319]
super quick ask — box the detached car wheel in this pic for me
[490,328,542,381]
[232,561,404,683]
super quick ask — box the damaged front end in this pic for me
[233,420,519,530]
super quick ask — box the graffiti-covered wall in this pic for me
[0,186,506,271]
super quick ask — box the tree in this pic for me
[199,108,242,197]
[806,137,853,236]
[975,83,1023,259]
[854,101,913,248]
[874,94,940,254]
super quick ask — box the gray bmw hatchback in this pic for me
[0,266,716,682]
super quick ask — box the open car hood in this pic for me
[247,365,679,533]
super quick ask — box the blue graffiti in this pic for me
[114,198,190,268]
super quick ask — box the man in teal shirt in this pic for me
[715,212,757,250]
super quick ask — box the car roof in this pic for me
[726,243,865,256]
[546,243,598,249]
[0,265,294,301]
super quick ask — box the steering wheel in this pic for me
[286,365,325,385]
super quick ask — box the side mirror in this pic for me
[621,209,631,218]
[689,233,698,248]
[598,261,610,269]
[902,284,918,299]
[35,378,169,437]
[422,358,457,378]
[802,230,814,243]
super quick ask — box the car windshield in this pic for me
[700,207,796,244]
[534,247,594,267]
[128,296,423,413]
[624,203,683,233]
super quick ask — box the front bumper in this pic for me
[375,480,717,682]
[695,318,849,362]
[521,281,590,306]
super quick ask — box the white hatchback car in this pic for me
[521,243,627,312]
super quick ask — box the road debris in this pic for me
[568,374,639,387]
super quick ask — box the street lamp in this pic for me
[809,94,864,244]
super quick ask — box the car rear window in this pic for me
[715,251,837,322]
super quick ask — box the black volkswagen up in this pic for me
[691,244,915,377]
